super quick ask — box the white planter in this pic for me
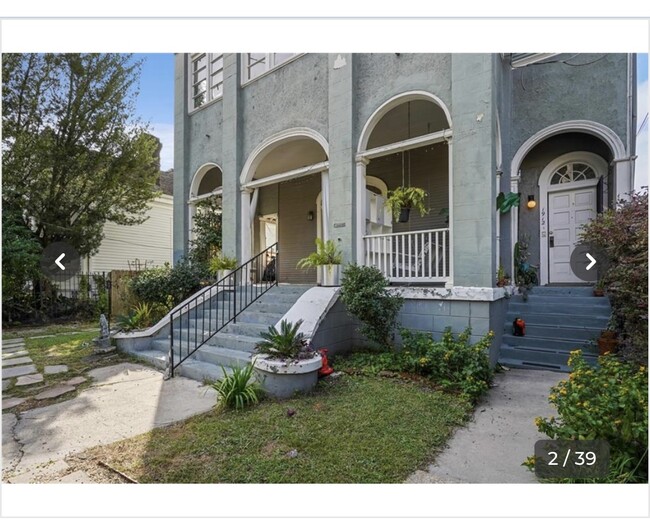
[318,264,341,287]
[216,269,235,284]
[253,353,322,399]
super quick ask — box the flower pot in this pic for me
[318,264,341,286]
[398,207,410,223]
[597,331,618,355]
[253,353,322,399]
[593,289,605,297]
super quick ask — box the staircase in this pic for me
[499,286,611,372]
[131,285,311,382]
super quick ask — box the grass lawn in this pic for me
[80,375,470,483]
[2,321,97,340]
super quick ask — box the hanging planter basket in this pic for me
[398,207,411,223]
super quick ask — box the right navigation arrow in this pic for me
[586,252,596,271]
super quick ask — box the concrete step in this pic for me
[529,286,596,297]
[503,312,609,328]
[221,321,269,338]
[505,301,611,316]
[499,344,598,372]
[195,345,253,368]
[509,295,611,307]
[129,349,168,371]
[175,359,232,383]
[236,311,283,326]
[207,333,260,353]
[502,322,603,341]
[502,334,598,354]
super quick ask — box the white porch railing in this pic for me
[363,228,450,283]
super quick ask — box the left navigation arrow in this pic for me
[55,253,66,270]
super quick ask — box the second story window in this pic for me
[189,53,223,112]
[242,53,299,83]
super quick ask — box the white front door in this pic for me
[548,186,597,283]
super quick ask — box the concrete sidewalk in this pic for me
[406,368,565,483]
[2,362,217,483]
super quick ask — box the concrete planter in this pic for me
[318,264,341,287]
[216,269,235,284]
[253,353,322,399]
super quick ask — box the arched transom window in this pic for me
[550,162,598,185]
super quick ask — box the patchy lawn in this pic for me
[78,375,470,483]
[2,322,97,340]
[3,330,135,409]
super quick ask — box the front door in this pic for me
[548,186,597,283]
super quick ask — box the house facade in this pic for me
[173,53,636,363]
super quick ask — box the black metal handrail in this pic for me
[168,243,278,377]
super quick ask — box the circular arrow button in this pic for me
[40,242,81,280]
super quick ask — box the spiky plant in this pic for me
[213,362,260,410]
[255,319,306,360]
[296,238,342,269]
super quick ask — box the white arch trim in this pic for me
[189,162,223,201]
[538,151,608,286]
[510,120,626,179]
[365,175,388,197]
[240,127,330,186]
[357,90,453,153]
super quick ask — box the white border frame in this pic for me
[538,151,608,285]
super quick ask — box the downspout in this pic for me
[495,169,502,276]
[626,53,636,192]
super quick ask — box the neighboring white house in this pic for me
[84,171,174,273]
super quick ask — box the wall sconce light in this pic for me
[307,211,314,221]
[527,195,536,209]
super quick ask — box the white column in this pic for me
[445,139,454,288]
[613,157,635,202]
[355,158,368,264]
[321,170,330,241]
[240,188,253,264]
[510,171,521,282]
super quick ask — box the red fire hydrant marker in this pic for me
[318,348,334,377]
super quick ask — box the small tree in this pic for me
[580,190,648,363]
[189,195,223,266]
[340,264,404,348]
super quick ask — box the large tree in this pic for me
[2,53,161,256]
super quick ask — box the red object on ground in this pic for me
[318,348,334,377]
[513,317,526,336]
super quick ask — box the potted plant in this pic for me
[593,278,606,297]
[597,328,618,355]
[385,186,428,223]
[209,254,238,282]
[296,238,342,286]
[496,263,511,287]
[252,319,322,399]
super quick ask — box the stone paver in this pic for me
[34,384,76,400]
[6,363,217,478]
[2,364,37,379]
[44,365,69,375]
[3,357,33,367]
[2,397,27,410]
[3,338,25,345]
[406,369,565,484]
[64,376,87,386]
[15,373,44,386]
[2,350,29,359]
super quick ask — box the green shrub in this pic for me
[208,254,238,274]
[580,190,648,364]
[340,264,404,347]
[529,350,648,483]
[130,259,207,308]
[255,319,312,360]
[189,195,223,266]
[213,362,261,410]
[117,301,167,331]
[296,238,342,268]
[400,327,494,402]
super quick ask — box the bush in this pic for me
[400,328,494,402]
[529,350,648,483]
[340,264,404,348]
[580,190,648,363]
[189,195,223,266]
[130,259,207,309]
[336,327,494,403]
[117,301,168,331]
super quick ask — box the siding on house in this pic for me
[86,195,174,273]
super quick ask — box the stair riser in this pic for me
[221,323,268,338]
[195,348,252,369]
[502,335,598,353]
[509,296,610,307]
[499,359,570,373]
[502,324,602,341]
[176,362,228,383]
[208,334,258,352]
[505,313,609,328]
[500,347,598,369]
[529,287,596,297]
[236,311,282,325]
[507,303,611,316]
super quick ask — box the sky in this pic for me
[131,53,649,184]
